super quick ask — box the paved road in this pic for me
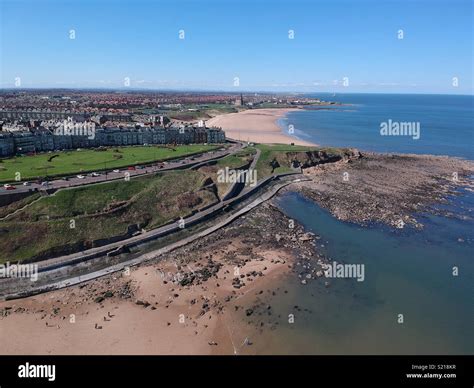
[0,142,290,299]
[0,141,258,275]
[21,150,267,274]
[0,141,244,195]
[221,147,261,201]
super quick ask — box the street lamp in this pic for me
[104,159,108,181]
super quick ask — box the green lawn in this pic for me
[166,103,242,121]
[0,144,220,183]
[0,170,218,262]
[255,144,320,178]
[1,144,351,263]
[215,146,256,168]
[0,152,251,263]
[204,146,257,196]
[254,144,348,178]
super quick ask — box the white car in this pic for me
[23,182,30,186]
[3,184,12,188]
[90,172,100,177]
[112,169,120,173]
[77,175,86,179]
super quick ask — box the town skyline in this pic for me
[1,87,473,96]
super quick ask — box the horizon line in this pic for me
[0,88,472,97]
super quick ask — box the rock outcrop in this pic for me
[287,148,362,169]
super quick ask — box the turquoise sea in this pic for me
[280,93,473,159]
[266,94,473,354]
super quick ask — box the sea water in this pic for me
[261,94,474,354]
[281,93,473,160]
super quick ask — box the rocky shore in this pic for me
[289,152,474,229]
[1,150,472,354]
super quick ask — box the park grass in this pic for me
[0,192,42,220]
[254,144,320,178]
[168,104,239,122]
[254,144,347,178]
[11,177,154,221]
[0,169,219,263]
[215,146,256,168]
[169,111,211,121]
[199,146,257,197]
[1,144,327,263]
[0,144,220,183]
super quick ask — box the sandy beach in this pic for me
[0,256,288,355]
[0,203,319,355]
[206,108,317,146]
[1,152,472,355]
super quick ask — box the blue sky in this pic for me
[0,0,472,94]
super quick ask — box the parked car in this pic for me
[112,169,120,173]
[22,182,30,186]
[127,166,136,171]
[90,172,100,177]
[77,175,86,179]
